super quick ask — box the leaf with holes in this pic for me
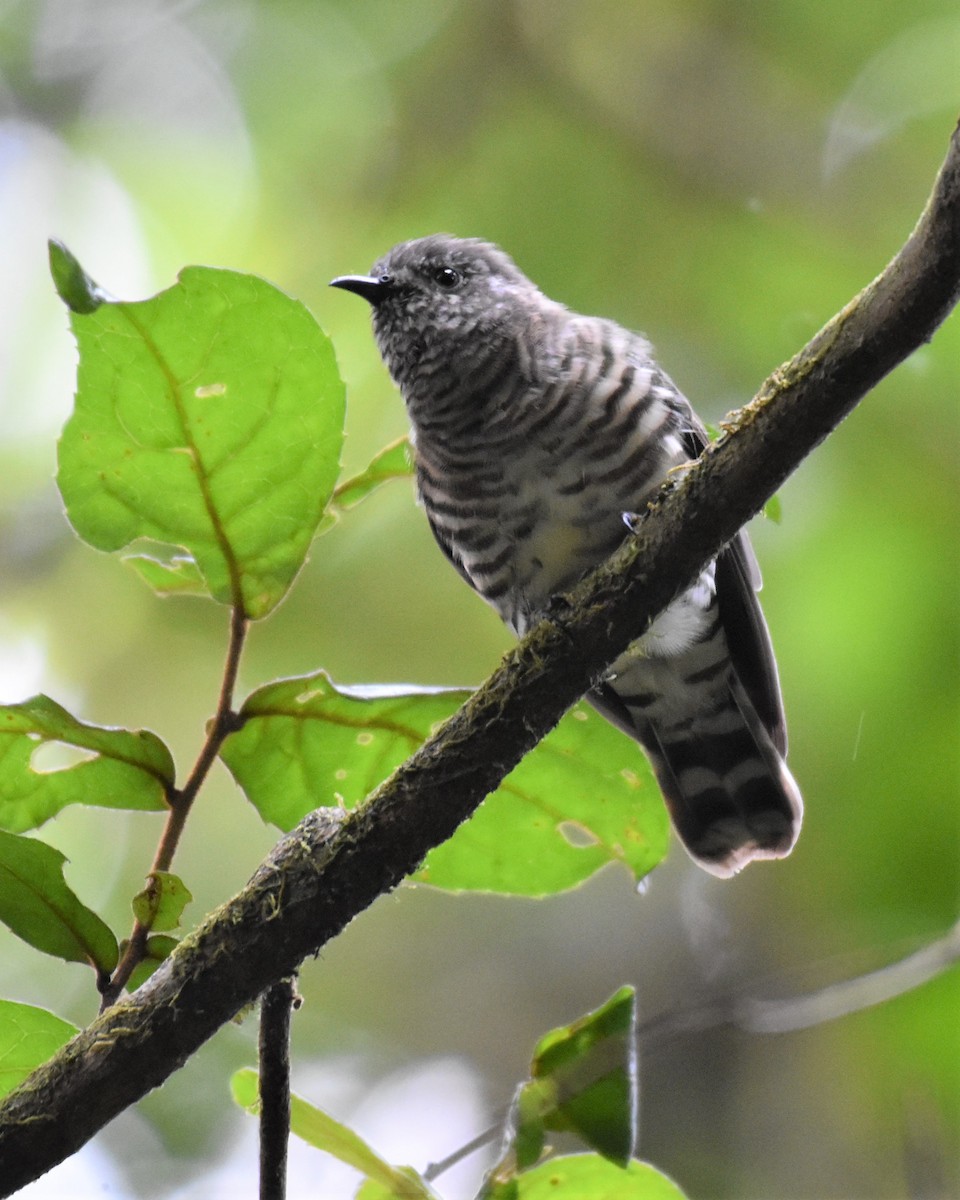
[420,701,666,895]
[220,673,668,895]
[0,830,118,973]
[0,1000,79,1099]
[53,243,345,619]
[131,871,193,933]
[0,695,173,833]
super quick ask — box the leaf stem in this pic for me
[100,605,248,1009]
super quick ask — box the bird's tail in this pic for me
[640,676,802,877]
[590,675,802,877]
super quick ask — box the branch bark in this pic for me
[1,118,958,1193]
[258,976,297,1200]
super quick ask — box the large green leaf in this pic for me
[0,1000,78,1099]
[53,244,345,619]
[0,694,173,832]
[0,830,118,973]
[483,1154,688,1200]
[231,1068,439,1199]
[220,673,668,895]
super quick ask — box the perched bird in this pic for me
[331,235,802,877]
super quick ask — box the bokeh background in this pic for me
[2,2,959,1197]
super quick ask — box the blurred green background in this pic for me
[1,2,958,1197]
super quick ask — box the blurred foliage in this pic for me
[1,1,958,1198]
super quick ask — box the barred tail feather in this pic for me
[640,679,802,877]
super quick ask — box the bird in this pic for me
[331,235,802,877]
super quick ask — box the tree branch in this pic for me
[0,118,957,1194]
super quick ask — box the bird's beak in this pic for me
[329,274,392,305]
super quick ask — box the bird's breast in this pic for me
[411,326,690,630]
[514,516,590,585]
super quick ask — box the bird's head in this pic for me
[331,235,542,388]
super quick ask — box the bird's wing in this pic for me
[680,416,787,754]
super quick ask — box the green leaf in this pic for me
[131,871,193,932]
[0,1000,79,1099]
[0,695,173,832]
[499,990,638,1176]
[483,1154,688,1200]
[354,1176,439,1200]
[55,254,346,619]
[122,550,209,597]
[220,675,465,828]
[0,830,118,972]
[231,1069,438,1199]
[219,673,668,895]
[230,1068,257,1106]
[126,934,179,991]
[530,987,638,1166]
[762,493,782,524]
[48,239,107,314]
[331,437,415,513]
[421,706,665,894]
[512,1080,549,1170]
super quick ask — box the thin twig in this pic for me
[635,921,960,1044]
[99,605,248,1009]
[423,1124,500,1183]
[259,977,298,1200]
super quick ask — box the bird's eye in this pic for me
[433,266,462,289]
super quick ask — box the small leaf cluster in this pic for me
[233,989,686,1199]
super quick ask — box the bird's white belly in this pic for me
[632,569,716,656]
